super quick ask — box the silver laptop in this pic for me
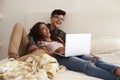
[55,33,91,57]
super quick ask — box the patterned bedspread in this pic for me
[0,53,59,80]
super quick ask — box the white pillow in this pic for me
[91,38,120,54]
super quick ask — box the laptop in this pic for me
[55,33,91,57]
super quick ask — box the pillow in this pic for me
[91,38,120,54]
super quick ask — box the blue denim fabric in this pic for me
[55,54,120,80]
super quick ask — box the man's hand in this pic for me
[28,44,38,51]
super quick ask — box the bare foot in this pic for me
[115,67,120,76]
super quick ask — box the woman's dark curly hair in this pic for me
[28,22,46,42]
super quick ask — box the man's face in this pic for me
[50,14,64,28]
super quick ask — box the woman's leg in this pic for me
[55,55,119,80]
[55,55,89,72]
[85,62,119,80]
[95,57,120,74]
[77,54,95,61]
[80,54,119,74]
[8,23,29,59]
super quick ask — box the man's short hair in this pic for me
[51,9,66,17]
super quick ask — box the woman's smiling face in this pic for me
[39,24,51,38]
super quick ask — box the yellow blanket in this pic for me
[0,53,59,80]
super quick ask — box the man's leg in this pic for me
[8,23,29,59]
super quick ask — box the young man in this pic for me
[8,9,66,59]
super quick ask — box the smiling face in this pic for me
[50,14,64,29]
[39,24,51,38]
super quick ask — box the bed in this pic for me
[0,12,120,80]
[0,34,120,80]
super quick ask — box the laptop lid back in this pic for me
[65,34,91,57]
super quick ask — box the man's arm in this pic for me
[28,36,38,51]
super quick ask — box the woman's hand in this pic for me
[55,47,65,53]
[90,52,98,58]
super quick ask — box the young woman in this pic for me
[29,22,120,80]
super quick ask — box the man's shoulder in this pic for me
[47,23,66,33]
[58,29,66,34]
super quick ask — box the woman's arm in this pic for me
[55,47,65,53]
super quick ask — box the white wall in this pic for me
[0,0,120,59]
